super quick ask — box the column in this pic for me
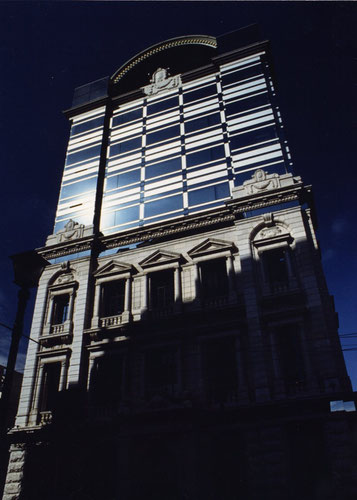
[269,332,285,399]
[87,356,96,390]
[122,277,131,322]
[43,296,55,335]
[235,337,249,403]
[225,255,236,300]
[28,363,45,424]
[46,296,55,325]
[68,291,75,320]
[142,274,148,311]
[66,291,75,333]
[174,267,182,312]
[91,283,101,328]
[192,264,200,305]
[124,277,131,312]
[59,359,68,391]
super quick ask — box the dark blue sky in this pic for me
[0,1,356,387]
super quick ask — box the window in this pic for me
[262,247,289,290]
[199,259,229,300]
[70,115,104,136]
[106,169,141,190]
[186,145,225,168]
[229,125,277,151]
[150,270,174,309]
[276,325,305,386]
[65,144,102,167]
[112,108,142,127]
[39,363,61,412]
[146,348,177,396]
[183,84,216,104]
[60,177,97,199]
[101,281,125,317]
[146,125,180,146]
[110,136,141,157]
[185,112,221,134]
[188,182,230,207]
[52,294,70,325]
[147,96,179,116]
[144,194,183,218]
[221,64,262,86]
[90,356,123,407]
[145,157,181,179]
[225,92,269,117]
[203,337,237,403]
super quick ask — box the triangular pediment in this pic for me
[139,249,182,268]
[94,260,132,277]
[188,238,236,258]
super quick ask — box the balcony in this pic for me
[100,314,126,328]
[149,305,175,320]
[201,294,229,309]
[39,410,53,426]
[40,320,73,347]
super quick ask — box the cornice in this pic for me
[38,183,305,260]
[37,237,94,261]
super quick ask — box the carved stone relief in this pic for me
[142,68,181,96]
[56,219,85,243]
[243,169,280,195]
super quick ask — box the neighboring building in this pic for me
[0,366,23,429]
[3,26,357,500]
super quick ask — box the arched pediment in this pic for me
[250,215,293,247]
[49,261,77,287]
[110,35,217,95]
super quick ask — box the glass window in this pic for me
[147,96,179,116]
[150,269,174,309]
[145,157,181,179]
[61,177,97,199]
[188,182,230,206]
[262,248,289,289]
[101,281,125,317]
[185,112,221,134]
[70,116,104,136]
[40,363,61,412]
[52,294,70,324]
[65,144,102,166]
[146,125,180,146]
[229,126,277,151]
[203,338,237,403]
[276,325,305,383]
[221,64,262,86]
[183,84,216,104]
[199,259,229,299]
[112,108,142,127]
[114,205,140,225]
[144,194,183,218]
[146,348,177,396]
[186,145,225,168]
[110,137,141,157]
[106,169,140,190]
[90,356,123,406]
[225,93,270,116]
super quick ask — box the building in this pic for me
[0,366,23,429]
[3,26,357,500]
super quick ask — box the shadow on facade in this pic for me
[19,229,357,500]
